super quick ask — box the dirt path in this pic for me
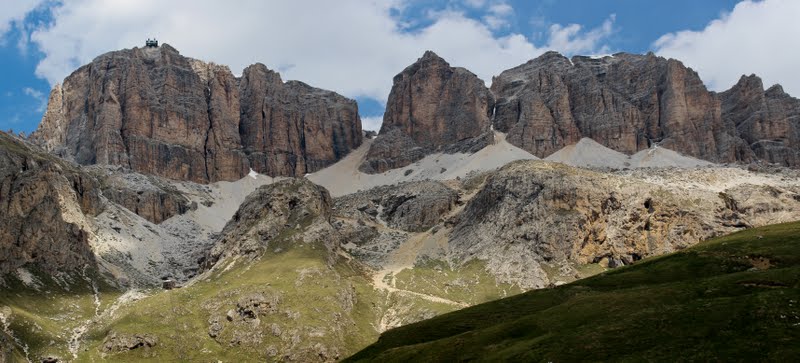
[371,233,468,308]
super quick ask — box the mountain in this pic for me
[720,75,800,166]
[491,51,800,166]
[360,51,495,173]
[346,221,800,362]
[3,46,800,362]
[30,44,362,183]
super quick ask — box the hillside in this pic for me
[347,221,800,362]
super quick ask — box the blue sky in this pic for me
[0,0,790,134]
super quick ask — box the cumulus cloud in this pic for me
[655,0,800,96]
[26,0,616,130]
[547,14,616,55]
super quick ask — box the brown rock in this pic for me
[31,44,362,183]
[101,331,157,353]
[492,52,741,161]
[239,64,363,176]
[361,51,494,173]
[491,51,800,166]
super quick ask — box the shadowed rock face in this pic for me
[30,44,362,183]
[334,180,459,232]
[360,51,494,173]
[100,168,193,224]
[491,52,800,167]
[0,132,102,275]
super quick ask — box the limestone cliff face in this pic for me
[0,132,102,275]
[239,64,363,177]
[30,44,362,183]
[720,75,800,167]
[491,51,756,163]
[360,51,494,173]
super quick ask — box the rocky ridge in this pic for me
[30,44,362,183]
[362,51,800,174]
[491,51,800,166]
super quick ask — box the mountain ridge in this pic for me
[30,44,363,183]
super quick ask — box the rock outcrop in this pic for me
[0,132,102,275]
[239,64,363,177]
[101,331,158,355]
[30,44,362,183]
[360,51,494,173]
[491,51,800,167]
[448,161,800,288]
[202,178,336,269]
[334,181,458,232]
[98,167,193,224]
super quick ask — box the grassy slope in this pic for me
[393,259,523,305]
[0,270,122,361]
[71,240,460,362]
[77,244,379,362]
[346,221,800,362]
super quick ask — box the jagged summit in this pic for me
[360,51,494,173]
[30,44,362,183]
[490,50,800,166]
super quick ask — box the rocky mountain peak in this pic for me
[489,49,800,166]
[732,74,765,92]
[30,44,362,183]
[766,84,787,97]
[360,51,494,173]
[241,62,283,85]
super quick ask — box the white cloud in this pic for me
[547,14,615,55]
[27,0,616,131]
[23,87,42,99]
[654,0,800,96]
[482,2,514,30]
[462,0,488,9]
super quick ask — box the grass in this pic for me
[77,243,383,362]
[345,221,800,362]
[0,267,122,361]
[393,259,522,305]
